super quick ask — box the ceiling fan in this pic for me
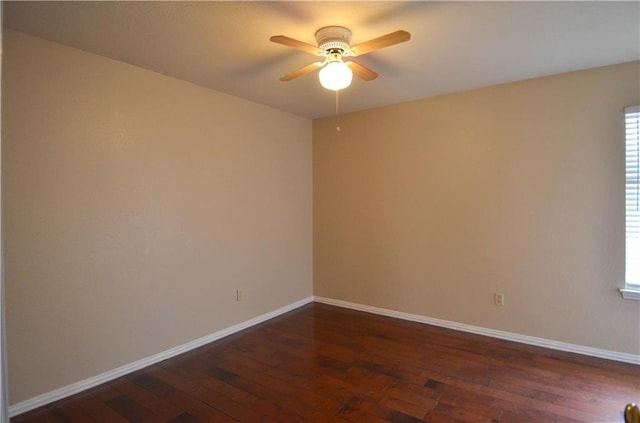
[270,26,411,91]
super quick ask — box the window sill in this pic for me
[620,287,640,300]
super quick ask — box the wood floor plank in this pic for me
[48,399,99,423]
[105,395,159,423]
[11,303,640,423]
[73,392,131,423]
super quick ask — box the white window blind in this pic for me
[625,106,640,289]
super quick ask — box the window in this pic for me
[622,106,640,299]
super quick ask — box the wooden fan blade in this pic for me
[347,61,378,81]
[270,35,321,55]
[350,30,411,56]
[280,62,324,81]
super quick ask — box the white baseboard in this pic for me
[11,294,637,417]
[313,296,640,366]
[9,296,314,417]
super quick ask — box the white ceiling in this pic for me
[3,1,639,119]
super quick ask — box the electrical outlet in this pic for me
[494,292,505,306]
[236,289,243,302]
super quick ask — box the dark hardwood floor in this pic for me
[11,302,640,422]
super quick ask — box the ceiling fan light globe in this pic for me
[319,62,353,91]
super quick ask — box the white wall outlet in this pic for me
[494,292,505,306]
[236,289,243,302]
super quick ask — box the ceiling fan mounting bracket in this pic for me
[315,26,353,56]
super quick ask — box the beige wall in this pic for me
[2,30,312,404]
[3,26,638,408]
[314,62,640,355]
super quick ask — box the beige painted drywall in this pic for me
[2,30,312,404]
[314,61,640,356]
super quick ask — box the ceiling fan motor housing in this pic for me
[315,26,353,55]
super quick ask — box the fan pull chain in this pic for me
[335,90,341,132]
